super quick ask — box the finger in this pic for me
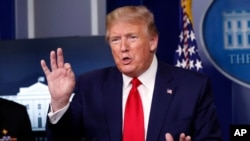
[185,136,191,141]
[40,59,51,76]
[64,63,74,74]
[179,133,191,141]
[50,50,57,71]
[65,63,75,80]
[179,133,186,141]
[165,133,173,141]
[180,133,185,138]
[57,48,64,68]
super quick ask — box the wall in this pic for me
[15,0,106,39]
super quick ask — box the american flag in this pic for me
[174,0,203,72]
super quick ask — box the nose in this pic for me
[120,39,128,52]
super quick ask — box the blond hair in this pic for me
[105,5,159,41]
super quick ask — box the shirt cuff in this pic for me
[48,103,70,124]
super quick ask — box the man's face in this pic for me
[107,21,158,77]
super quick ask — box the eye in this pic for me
[110,37,120,44]
[128,35,138,41]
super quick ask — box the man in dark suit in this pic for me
[41,5,221,141]
[0,98,35,141]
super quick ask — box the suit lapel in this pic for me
[103,68,123,141]
[146,62,176,141]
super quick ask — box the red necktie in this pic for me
[123,77,144,141]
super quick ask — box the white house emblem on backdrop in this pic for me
[201,0,250,88]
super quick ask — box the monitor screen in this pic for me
[0,36,114,131]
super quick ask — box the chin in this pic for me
[122,71,138,77]
[120,70,133,76]
[118,66,137,76]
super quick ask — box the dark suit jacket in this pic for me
[47,61,222,141]
[0,98,35,141]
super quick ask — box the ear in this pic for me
[149,35,158,51]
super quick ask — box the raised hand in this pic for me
[165,133,191,141]
[41,48,75,111]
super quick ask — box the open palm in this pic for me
[41,48,75,111]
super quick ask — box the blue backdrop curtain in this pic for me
[0,0,15,40]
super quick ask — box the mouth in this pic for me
[122,57,132,65]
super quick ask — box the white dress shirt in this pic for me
[48,55,158,139]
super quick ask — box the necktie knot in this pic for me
[131,77,141,88]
